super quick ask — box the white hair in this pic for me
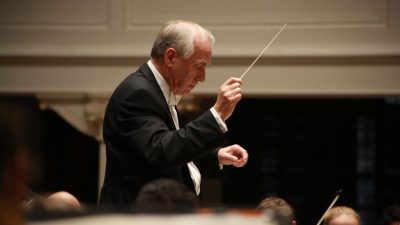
[150,20,215,60]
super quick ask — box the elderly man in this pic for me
[99,20,249,209]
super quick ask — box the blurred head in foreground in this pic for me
[323,206,361,225]
[0,100,33,225]
[382,205,400,225]
[258,197,296,225]
[134,178,198,213]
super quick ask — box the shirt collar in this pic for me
[147,60,181,106]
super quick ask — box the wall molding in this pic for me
[0,0,398,57]
[125,0,387,30]
[0,0,109,30]
[1,55,399,97]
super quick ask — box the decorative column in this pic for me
[36,93,108,198]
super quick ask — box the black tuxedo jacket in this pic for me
[98,63,227,208]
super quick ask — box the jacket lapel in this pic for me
[138,63,177,131]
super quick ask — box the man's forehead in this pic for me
[196,59,210,65]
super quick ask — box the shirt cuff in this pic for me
[210,107,228,133]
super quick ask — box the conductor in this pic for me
[98,20,249,209]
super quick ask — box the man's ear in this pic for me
[164,48,176,67]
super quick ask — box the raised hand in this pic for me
[213,77,242,121]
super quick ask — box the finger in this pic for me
[239,154,248,165]
[230,93,242,103]
[225,154,239,162]
[232,147,248,160]
[242,150,249,161]
[231,144,245,153]
[220,152,239,165]
[223,77,242,87]
[230,87,242,98]
[229,82,241,90]
[233,160,246,167]
[231,77,242,84]
[221,82,241,98]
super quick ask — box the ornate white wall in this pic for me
[1,0,399,194]
[1,0,399,96]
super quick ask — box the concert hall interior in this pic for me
[1,1,400,225]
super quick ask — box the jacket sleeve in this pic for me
[116,88,227,173]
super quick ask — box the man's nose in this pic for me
[197,72,205,82]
